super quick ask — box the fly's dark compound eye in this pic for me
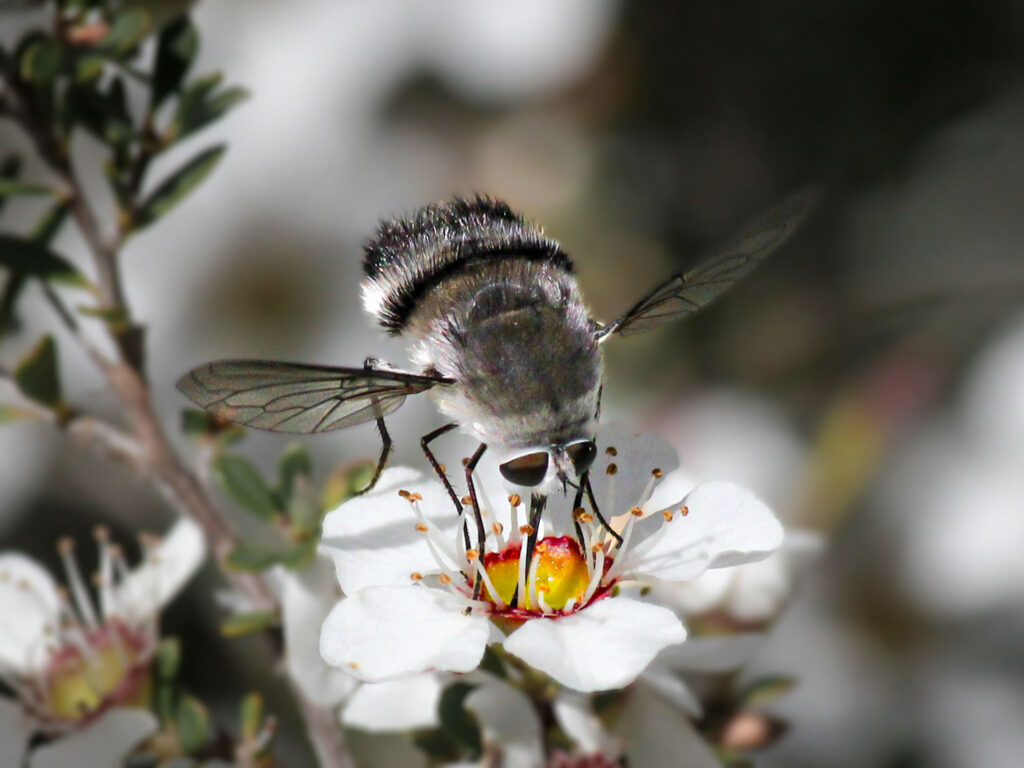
[499,452,549,486]
[566,440,597,476]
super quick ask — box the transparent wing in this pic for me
[597,186,821,340]
[176,360,450,434]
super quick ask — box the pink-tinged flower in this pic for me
[0,518,205,766]
[318,430,783,693]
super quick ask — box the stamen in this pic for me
[582,544,606,604]
[472,560,505,608]
[663,509,674,522]
[508,495,522,545]
[527,547,541,610]
[605,446,618,457]
[537,588,553,615]
[95,529,116,619]
[410,572,423,581]
[408,498,462,568]
[562,597,577,614]
[602,511,641,583]
[491,522,506,550]
[680,505,689,516]
[58,538,99,630]
[516,541,528,609]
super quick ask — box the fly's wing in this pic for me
[596,186,820,340]
[176,360,451,433]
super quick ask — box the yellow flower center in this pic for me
[482,536,593,612]
[45,622,149,722]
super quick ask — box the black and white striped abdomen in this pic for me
[361,197,573,335]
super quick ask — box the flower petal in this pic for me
[341,673,444,732]
[464,677,543,768]
[638,665,703,717]
[0,553,60,673]
[0,697,32,767]
[656,633,765,673]
[320,586,488,681]
[552,691,620,756]
[589,425,680,521]
[320,467,462,594]
[116,517,206,620]
[616,684,720,768]
[278,555,358,707]
[29,708,157,768]
[621,481,783,583]
[503,596,686,692]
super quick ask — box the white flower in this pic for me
[0,518,205,766]
[879,315,1024,616]
[318,430,783,693]
[274,553,446,732]
[652,390,823,626]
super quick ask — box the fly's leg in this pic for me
[464,443,489,598]
[355,416,392,494]
[583,471,623,546]
[420,422,471,550]
[519,493,548,608]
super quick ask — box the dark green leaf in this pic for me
[438,683,481,756]
[239,692,263,742]
[0,155,23,217]
[76,304,130,324]
[101,9,153,56]
[135,145,225,228]
[176,695,210,754]
[14,335,61,409]
[213,451,279,520]
[220,611,277,638]
[103,77,132,146]
[20,38,63,83]
[0,236,89,287]
[278,443,312,501]
[225,544,283,572]
[0,180,53,198]
[29,203,70,244]
[287,487,321,539]
[153,16,199,109]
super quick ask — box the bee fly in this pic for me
[178,189,817,553]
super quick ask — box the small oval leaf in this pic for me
[213,452,279,520]
[14,335,61,409]
[135,145,225,228]
[0,236,90,288]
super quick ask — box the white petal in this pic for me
[656,633,765,673]
[552,691,620,756]
[278,555,358,707]
[0,697,33,767]
[641,468,697,517]
[503,596,686,692]
[616,684,720,768]
[638,665,703,717]
[647,567,734,617]
[0,553,61,673]
[588,425,679,520]
[116,517,206,620]
[320,586,489,681]
[341,673,443,732]
[621,481,783,583]
[29,708,158,768]
[320,467,462,594]
[464,678,543,768]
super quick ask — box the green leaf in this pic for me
[438,683,482,756]
[239,692,263,742]
[101,9,153,56]
[225,544,284,572]
[74,54,105,83]
[321,459,376,510]
[0,155,23,217]
[0,236,89,287]
[287,486,321,539]
[220,611,277,638]
[0,405,38,424]
[278,443,312,501]
[76,304,130,324]
[171,75,248,142]
[0,180,53,198]
[153,16,199,109]
[14,335,61,409]
[155,637,181,681]
[740,676,796,707]
[280,538,317,571]
[20,38,63,83]
[213,452,279,520]
[135,145,225,228]
[176,695,210,754]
